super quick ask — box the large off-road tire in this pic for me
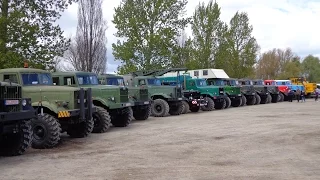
[201,97,215,111]
[266,94,272,103]
[133,105,151,120]
[231,97,242,107]
[225,96,231,109]
[214,98,226,110]
[181,101,190,114]
[254,94,261,105]
[169,101,183,115]
[260,95,268,104]
[92,106,112,133]
[0,120,32,156]
[151,99,170,117]
[111,107,134,127]
[279,93,284,102]
[67,117,94,138]
[190,105,200,112]
[246,95,256,105]
[271,94,278,103]
[240,95,247,106]
[31,114,61,149]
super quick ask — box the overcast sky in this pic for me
[56,0,320,73]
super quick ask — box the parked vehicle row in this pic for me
[0,67,294,157]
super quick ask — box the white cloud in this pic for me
[57,0,320,73]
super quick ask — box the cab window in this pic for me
[3,74,18,83]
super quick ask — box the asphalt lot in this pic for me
[1,99,320,180]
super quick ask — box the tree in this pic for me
[216,12,259,78]
[190,0,224,69]
[255,48,301,79]
[171,29,193,68]
[301,55,320,82]
[64,0,108,74]
[0,0,76,69]
[112,0,190,74]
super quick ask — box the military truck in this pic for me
[52,71,134,133]
[211,78,256,105]
[206,78,243,107]
[0,68,94,149]
[158,74,228,111]
[98,74,152,120]
[0,82,36,156]
[238,79,270,105]
[122,69,186,117]
[252,79,279,103]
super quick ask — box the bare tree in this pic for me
[65,0,108,73]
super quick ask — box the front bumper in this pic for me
[212,95,225,102]
[58,106,97,119]
[167,97,184,101]
[134,100,152,106]
[0,109,37,123]
[228,94,242,100]
[189,98,207,107]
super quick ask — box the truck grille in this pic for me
[120,87,129,102]
[74,90,80,109]
[219,87,224,95]
[139,89,149,101]
[0,86,22,112]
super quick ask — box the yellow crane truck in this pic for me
[289,77,316,98]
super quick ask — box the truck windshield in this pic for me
[21,73,53,85]
[276,81,291,85]
[147,78,161,86]
[196,79,207,86]
[214,80,225,86]
[106,77,124,86]
[77,74,99,85]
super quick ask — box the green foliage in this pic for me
[301,55,320,82]
[216,12,259,78]
[190,0,223,69]
[0,0,76,69]
[112,0,190,74]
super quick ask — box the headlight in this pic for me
[22,99,27,106]
[110,97,115,101]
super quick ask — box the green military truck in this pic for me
[252,79,279,103]
[0,68,94,149]
[239,79,270,105]
[158,74,227,111]
[52,71,134,133]
[0,82,36,156]
[206,78,243,107]
[215,78,256,106]
[122,69,186,117]
[98,74,152,121]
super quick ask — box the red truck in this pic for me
[264,80,289,101]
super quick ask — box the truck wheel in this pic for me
[133,105,151,120]
[254,94,261,105]
[67,117,94,138]
[181,101,190,114]
[214,98,226,110]
[279,93,284,102]
[151,99,169,117]
[92,106,112,133]
[190,106,200,112]
[225,96,231,108]
[260,95,268,104]
[267,94,272,103]
[112,107,134,127]
[240,95,247,106]
[231,97,242,107]
[31,114,61,149]
[246,95,256,105]
[271,94,278,103]
[169,101,183,115]
[0,120,32,156]
[201,97,215,111]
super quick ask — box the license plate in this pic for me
[144,101,149,104]
[238,94,242,96]
[126,103,131,106]
[5,100,19,105]
[178,98,182,100]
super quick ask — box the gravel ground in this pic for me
[1,99,320,180]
